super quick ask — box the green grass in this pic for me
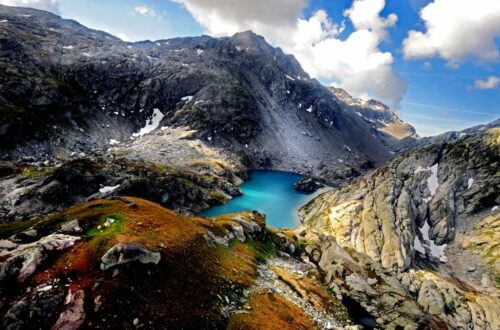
[82,213,125,241]
[19,166,55,179]
[245,232,277,263]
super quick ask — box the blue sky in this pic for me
[5,0,500,136]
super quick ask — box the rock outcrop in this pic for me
[298,125,500,329]
[100,243,161,270]
[304,235,500,329]
[0,157,243,222]
[0,233,80,282]
[293,177,324,193]
[52,290,86,330]
[300,126,499,272]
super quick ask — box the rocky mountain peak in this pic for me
[0,5,399,181]
[328,86,417,141]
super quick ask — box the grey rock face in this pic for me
[60,220,82,234]
[0,5,396,182]
[297,126,500,329]
[2,285,66,330]
[293,177,324,193]
[100,243,161,270]
[417,281,445,316]
[300,126,499,271]
[51,289,86,330]
[304,235,500,329]
[0,157,241,222]
[0,233,80,282]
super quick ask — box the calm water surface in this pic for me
[201,170,331,228]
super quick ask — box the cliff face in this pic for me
[0,5,398,181]
[298,125,500,328]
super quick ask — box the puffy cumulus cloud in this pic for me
[0,0,59,14]
[174,0,406,107]
[471,76,499,90]
[403,0,500,65]
[134,5,157,17]
[344,0,397,40]
[172,0,308,36]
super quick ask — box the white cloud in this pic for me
[134,5,157,17]
[174,0,406,107]
[0,0,60,14]
[403,0,500,65]
[344,0,397,40]
[471,76,499,90]
[173,0,307,36]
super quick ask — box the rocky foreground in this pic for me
[0,197,359,329]
[298,126,500,329]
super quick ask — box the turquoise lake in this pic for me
[201,170,331,228]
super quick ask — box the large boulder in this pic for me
[0,233,80,282]
[100,243,161,270]
[293,177,324,193]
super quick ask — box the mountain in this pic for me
[328,86,417,146]
[298,124,500,328]
[0,4,404,181]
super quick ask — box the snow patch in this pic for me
[131,108,164,137]
[492,206,498,212]
[62,45,74,50]
[467,178,474,189]
[427,164,439,196]
[99,185,120,194]
[344,145,352,152]
[417,220,447,262]
[415,163,439,198]
[413,235,425,254]
[181,95,193,103]
[306,106,313,113]
[285,75,295,81]
[0,20,8,23]
[196,49,204,55]
[109,139,120,146]
[235,46,243,51]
